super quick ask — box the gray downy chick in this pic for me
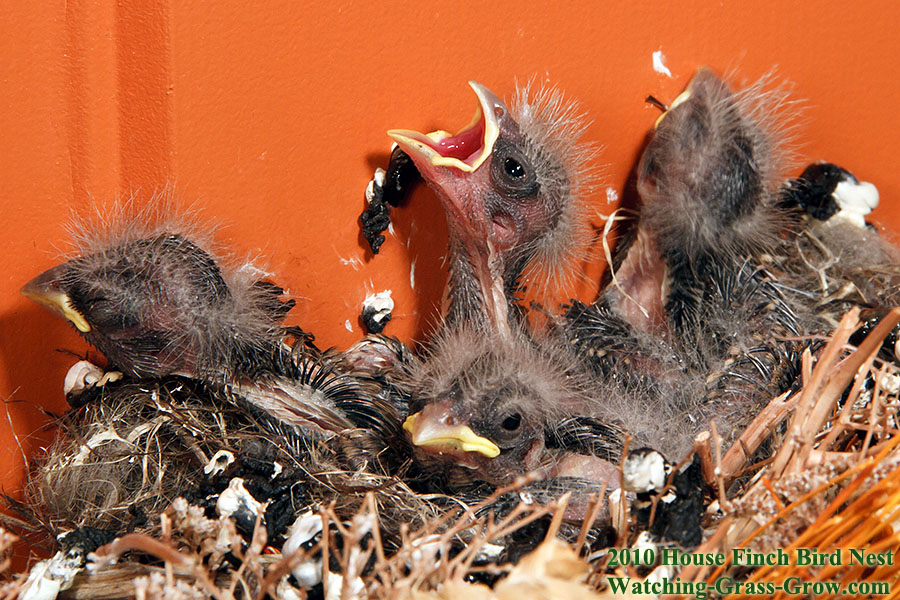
[22,212,293,381]
[566,68,810,459]
[387,81,596,334]
[21,210,403,448]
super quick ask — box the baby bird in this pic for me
[562,69,814,458]
[21,211,408,451]
[606,67,794,337]
[388,81,595,333]
[21,215,292,381]
[396,71,810,471]
[401,325,624,487]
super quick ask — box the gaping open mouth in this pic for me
[387,81,503,173]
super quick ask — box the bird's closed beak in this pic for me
[403,402,500,458]
[21,265,92,333]
[387,81,504,174]
[653,88,692,129]
[655,66,731,129]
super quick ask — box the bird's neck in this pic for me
[444,233,518,340]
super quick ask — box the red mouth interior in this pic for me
[429,111,486,162]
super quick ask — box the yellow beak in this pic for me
[387,81,503,173]
[403,411,501,458]
[21,269,92,333]
[654,88,692,129]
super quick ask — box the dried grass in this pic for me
[4,306,900,599]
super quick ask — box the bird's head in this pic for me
[401,327,612,484]
[388,82,595,327]
[637,68,795,260]
[22,219,292,380]
[403,374,548,482]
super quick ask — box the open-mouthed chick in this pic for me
[388,81,596,332]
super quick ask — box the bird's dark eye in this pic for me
[490,141,539,199]
[487,410,528,450]
[504,157,525,179]
[83,296,137,330]
[501,413,521,431]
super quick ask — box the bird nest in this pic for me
[1,308,898,599]
[4,69,899,599]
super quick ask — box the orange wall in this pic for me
[1,1,898,504]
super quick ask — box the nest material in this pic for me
[1,308,899,599]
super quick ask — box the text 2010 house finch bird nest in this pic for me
[3,68,900,599]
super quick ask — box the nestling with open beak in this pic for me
[388,81,595,333]
[386,82,624,487]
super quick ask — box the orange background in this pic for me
[1,1,898,513]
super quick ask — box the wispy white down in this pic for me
[338,256,363,270]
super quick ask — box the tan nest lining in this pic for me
[2,307,900,599]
